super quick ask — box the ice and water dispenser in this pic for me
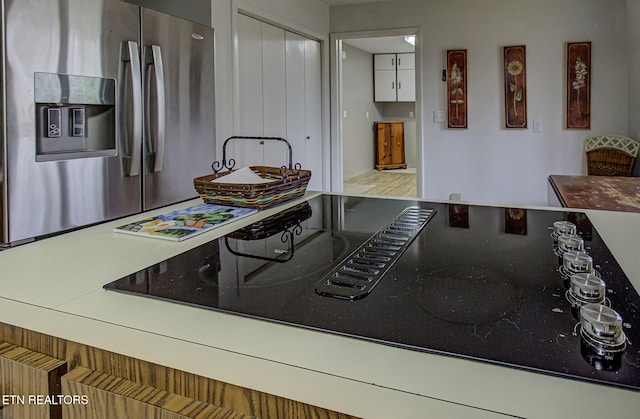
[34,72,117,161]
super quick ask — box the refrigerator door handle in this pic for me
[122,40,143,177]
[149,44,166,173]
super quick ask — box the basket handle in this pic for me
[223,224,302,263]
[212,136,296,173]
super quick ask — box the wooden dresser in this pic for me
[374,121,406,170]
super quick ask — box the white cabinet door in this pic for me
[397,69,415,102]
[285,31,306,170]
[236,14,264,167]
[396,53,415,70]
[286,32,323,190]
[304,37,323,190]
[374,53,396,70]
[373,53,415,102]
[236,14,323,189]
[374,69,397,102]
[262,23,288,167]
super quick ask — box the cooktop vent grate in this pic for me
[315,206,435,300]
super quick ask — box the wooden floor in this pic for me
[343,169,417,198]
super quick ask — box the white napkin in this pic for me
[213,167,276,184]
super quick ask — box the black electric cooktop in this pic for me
[105,195,640,390]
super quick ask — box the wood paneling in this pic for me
[61,366,250,419]
[0,340,67,419]
[0,323,356,419]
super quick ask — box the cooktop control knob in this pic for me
[580,303,623,340]
[567,273,606,308]
[561,250,594,278]
[557,234,585,254]
[552,220,577,239]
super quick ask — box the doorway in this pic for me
[331,28,421,198]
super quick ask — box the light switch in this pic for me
[533,120,542,133]
[433,110,445,123]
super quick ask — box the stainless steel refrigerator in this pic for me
[0,0,215,245]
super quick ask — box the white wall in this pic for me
[341,43,382,178]
[331,0,630,206]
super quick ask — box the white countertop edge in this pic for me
[0,297,515,419]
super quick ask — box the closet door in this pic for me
[285,32,306,173]
[261,23,287,167]
[285,32,322,190]
[236,14,264,166]
[236,14,323,189]
[304,38,322,190]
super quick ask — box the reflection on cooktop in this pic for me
[105,195,640,391]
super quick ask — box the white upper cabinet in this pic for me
[396,52,415,70]
[373,52,415,102]
[374,53,397,70]
[374,68,397,102]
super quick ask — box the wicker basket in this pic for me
[586,148,636,176]
[194,165,311,210]
[585,135,639,176]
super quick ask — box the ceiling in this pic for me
[343,36,414,54]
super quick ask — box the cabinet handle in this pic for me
[398,57,401,66]
[398,81,402,90]
[391,58,394,67]
[392,81,395,90]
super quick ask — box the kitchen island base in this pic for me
[0,322,354,419]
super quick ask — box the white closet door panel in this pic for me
[397,53,415,70]
[374,70,397,102]
[285,31,306,171]
[397,69,415,102]
[236,14,264,166]
[235,15,324,182]
[261,22,288,166]
[304,38,322,191]
[374,53,396,70]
